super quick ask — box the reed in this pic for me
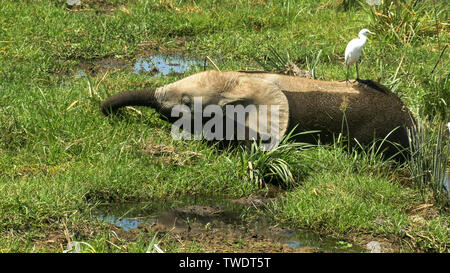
[408,118,449,208]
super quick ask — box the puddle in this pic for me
[133,54,203,77]
[74,70,87,78]
[98,215,143,231]
[72,54,204,79]
[94,197,364,253]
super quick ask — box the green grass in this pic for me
[270,145,449,252]
[0,0,448,252]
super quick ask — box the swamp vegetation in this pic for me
[0,0,448,252]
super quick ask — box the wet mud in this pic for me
[94,196,365,253]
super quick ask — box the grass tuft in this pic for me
[408,118,449,209]
[238,129,315,189]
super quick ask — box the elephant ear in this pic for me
[218,76,289,149]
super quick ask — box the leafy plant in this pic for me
[238,128,315,189]
[253,46,294,74]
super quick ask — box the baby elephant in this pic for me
[102,70,414,159]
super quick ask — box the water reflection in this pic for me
[98,215,141,231]
[94,199,363,252]
[133,54,201,77]
[75,70,87,78]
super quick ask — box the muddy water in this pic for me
[94,197,364,253]
[133,54,202,77]
[73,54,202,78]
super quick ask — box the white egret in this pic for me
[345,28,374,82]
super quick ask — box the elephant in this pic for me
[101,70,414,158]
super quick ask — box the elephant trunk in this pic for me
[101,89,162,115]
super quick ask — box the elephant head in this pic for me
[102,70,414,157]
[102,70,290,149]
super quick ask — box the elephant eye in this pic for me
[181,95,192,106]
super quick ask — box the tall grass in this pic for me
[408,118,449,208]
[362,0,448,46]
[253,47,321,79]
[324,130,403,179]
[420,69,449,121]
[338,0,362,11]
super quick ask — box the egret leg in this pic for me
[346,65,349,82]
[356,63,360,80]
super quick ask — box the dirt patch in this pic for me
[144,209,318,253]
[32,229,68,252]
[407,203,440,221]
[93,57,128,69]
[77,56,129,76]
[108,220,317,253]
[139,142,203,166]
[350,233,399,253]
[31,217,318,253]
[31,219,100,252]
[165,226,318,253]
